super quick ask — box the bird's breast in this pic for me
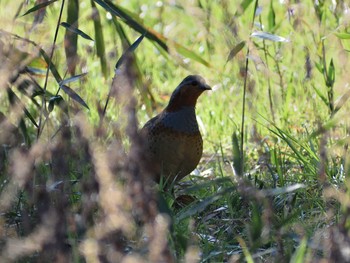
[161,107,199,134]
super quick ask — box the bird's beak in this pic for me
[201,83,211,91]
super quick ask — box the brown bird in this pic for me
[141,75,211,186]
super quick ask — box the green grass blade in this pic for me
[90,0,108,79]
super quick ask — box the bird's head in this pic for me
[165,75,211,112]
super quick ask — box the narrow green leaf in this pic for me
[9,33,63,83]
[235,0,254,16]
[115,33,145,69]
[251,203,263,240]
[334,32,350,39]
[226,41,246,63]
[61,22,94,41]
[94,0,210,67]
[172,42,210,67]
[312,85,328,107]
[232,132,242,176]
[19,118,31,146]
[59,73,88,86]
[290,238,308,263]
[91,0,108,79]
[334,89,350,114]
[38,48,63,83]
[314,61,324,75]
[21,0,58,17]
[7,88,38,127]
[94,0,167,51]
[268,1,276,30]
[326,58,335,87]
[263,184,306,196]
[176,194,222,221]
[237,237,254,263]
[65,0,79,75]
[251,31,289,42]
[60,85,89,110]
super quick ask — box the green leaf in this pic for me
[115,33,145,69]
[176,194,222,221]
[334,32,350,39]
[326,58,335,87]
[226,41,246,63]
[21,0,58,17]
[314,61,324,75]
[263,184,306,196]
[7,88,38,127]
[38,48,63,83]
[59,73,88,86]
[91,0,108,79]
[235,0,254,16]
[232,131,242,176]
[172,42,210,67]
[10,33,63,83]
[312,85,328,107]
[94,0,168,51]
[290,237,308,263]
[64,0,79,75]
[250,202,262,240]
[251,31,289,42]
[48,95,64,112]
[334,89,350,114]
[60,85,89,110]
[268,1,276,30]
[94,0,210,67]
[61,22,94,41]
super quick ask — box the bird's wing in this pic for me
[141,115,161,134]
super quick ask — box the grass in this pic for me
[1,0,350,262]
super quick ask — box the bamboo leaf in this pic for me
[115,33,145,69]
[60,85,89,109]
[61,22,94,41]
[91,0,108,79]
[251,31,289,42]
[21,0,58,17]
[226,41,246,63]
[59,73,88,86]
[38,48,62,83]
[7,88,38,127]
[94,0,210,67]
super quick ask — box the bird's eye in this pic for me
[190,80,198,86]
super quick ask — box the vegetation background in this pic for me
[1,0,350,262]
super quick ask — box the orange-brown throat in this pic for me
[165,89,204,112]
[165,77,211,112]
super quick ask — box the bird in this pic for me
[141,75,211,186]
